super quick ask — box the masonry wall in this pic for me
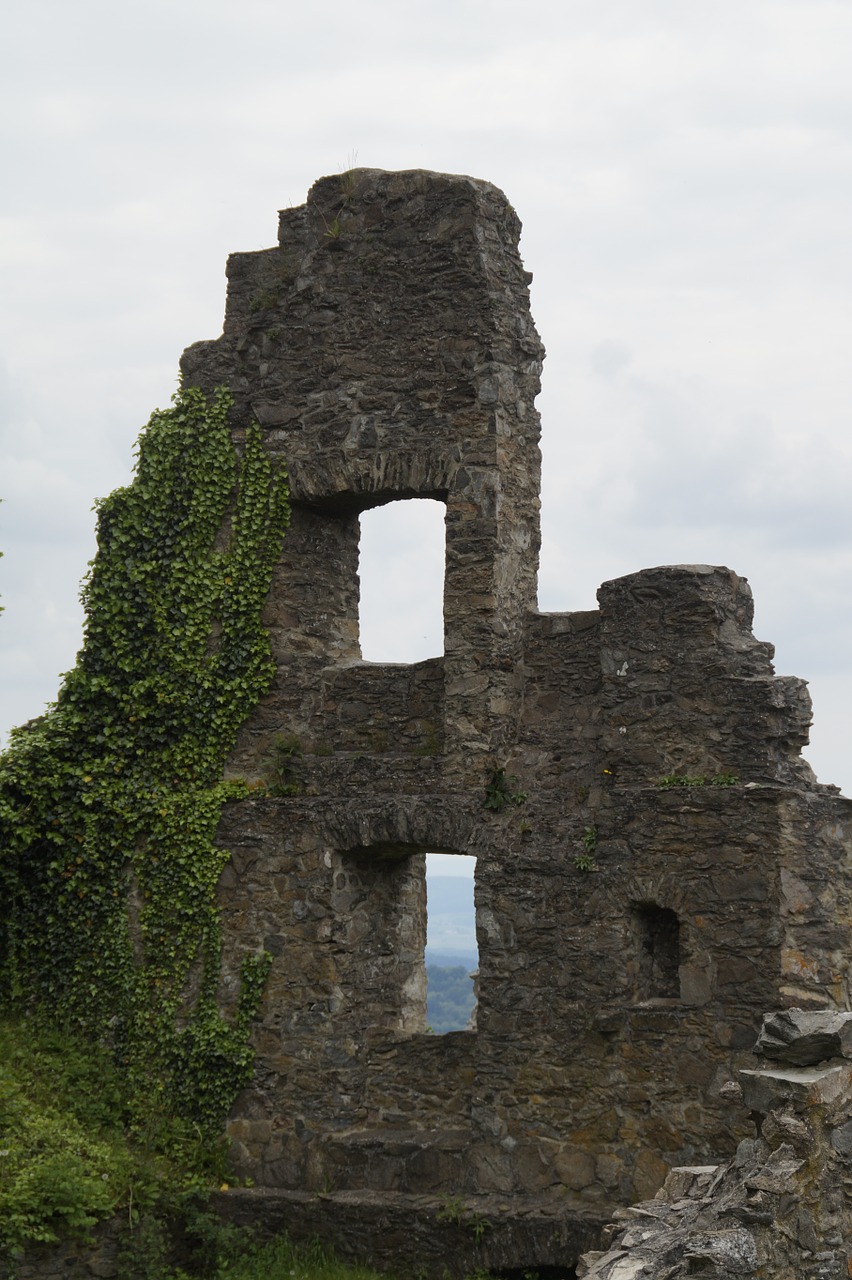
[180,170,852,1226]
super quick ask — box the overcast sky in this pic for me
[2,0,851,801]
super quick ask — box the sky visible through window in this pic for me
[358,499,445,664]
[425,854,477,1033]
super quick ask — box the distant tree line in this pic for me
[426,964,476,1033]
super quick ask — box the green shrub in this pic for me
[214,1233,394,1279]
[0,1019,131,1249]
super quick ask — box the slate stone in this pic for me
[755,1009,852,1065]
[829,1119,852,1156]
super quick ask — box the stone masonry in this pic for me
[577,1009,852,1278]
[175,170,852,1275]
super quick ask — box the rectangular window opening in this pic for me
[632,903,681,1001]
[358,498,445,663]
[425,853,478,1033]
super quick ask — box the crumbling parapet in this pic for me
[213,560,852,1210]
[597,565,816,789]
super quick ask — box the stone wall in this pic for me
[577,1010,852,1278]
[176,170,852,1273]
[181,168,544,786]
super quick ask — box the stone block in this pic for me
[684,1228,758,1273]
[830,1120,852,1157]
[738,1064,852,1113]
[755,1009,852,1065]
[553,1147,597,1190]
[663,1165,719,1200]
[679,962,712,1006]
[745,1146,804,1195]
[632,1149,670,1201]
[466,1143,514,1194]
[510,1141,557,1191]
[595,1151,624,1189]
[760,1111,814,1155]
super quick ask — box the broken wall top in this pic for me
[181,167,544,515]
[181,168,547,773]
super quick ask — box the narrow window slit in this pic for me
[426,853,478,1033]
[633,903,681,1000]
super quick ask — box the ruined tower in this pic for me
[180,170,852,1275]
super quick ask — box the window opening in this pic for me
[425,853,478,1032]
[358,498,445,662]
[633,903,681,1000]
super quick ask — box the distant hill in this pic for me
[425,949,478,969]
[424,876,478,1031]
[426,964,476,1033]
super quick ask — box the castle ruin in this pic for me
[176,169,852,1277]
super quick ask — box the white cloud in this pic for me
[2,0,851,794]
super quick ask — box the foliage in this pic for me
[436,1195,491,1243]
[318,167,357,243]
[0,1017,179,1254]
[483,767,527,812]
[213,1232,396,1279]
[211,1234,532,1280]
[658,772,739,789]
[0,1085,129,1248]
[264,734,304,796]
[0,1023,404,1271]
[426,964,476,1033]
[0,1017,405,1268]
[574,824,598,872]
[436,1194,466,1225]
[0,386,289,1153]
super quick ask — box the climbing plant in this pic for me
[0,386,289,1135]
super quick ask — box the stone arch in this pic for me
[620,873,693,1004]
[284,451,454,511]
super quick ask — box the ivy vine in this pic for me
[0,386,289,1137]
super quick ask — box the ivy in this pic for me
[0,386,289,1138]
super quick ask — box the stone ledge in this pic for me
[211,1187,608,1278]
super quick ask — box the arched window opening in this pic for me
[425,853,478,1033]
[358,499,445,662]
[633,903,681,1001]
